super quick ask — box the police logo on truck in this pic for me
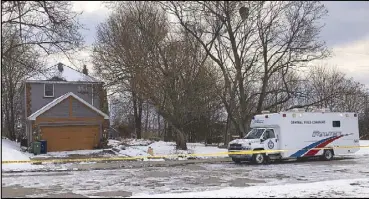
[268,140,274,149]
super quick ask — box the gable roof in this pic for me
[27,62,101,82]
[28,92,109,120]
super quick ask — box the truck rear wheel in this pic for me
[321,149,334,161]
[252,153,266,164]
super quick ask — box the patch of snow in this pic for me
[118,147,149,157]
[142,158,166,162]
[1,139,71,171]
[1,139,43,171]
[79,162,97,165]
[122,139,154,146]
[36,149,104,158]
[112,140,228,160]
[108,139,122,147]
[356,140,369,156]
[131,178,369,198]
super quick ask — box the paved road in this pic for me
[2,155,369,198]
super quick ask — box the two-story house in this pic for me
[20,63,110,152]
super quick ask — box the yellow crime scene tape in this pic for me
[2,145,369,164]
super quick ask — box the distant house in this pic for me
[20,63,110,152]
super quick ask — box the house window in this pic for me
[44,84,54,97]
[333,121,341,127]
[78,85,89,94]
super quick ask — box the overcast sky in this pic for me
[49,1,369,88]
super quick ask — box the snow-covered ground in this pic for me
[3,152,369,198]
[1,138,228,171]
[132,178,369,198]
[2,140,369,197]
[1,138,44,171]
[2,139,368,172]
[354,140,369,155]
[112,140,228,160]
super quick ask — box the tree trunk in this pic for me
[132,91,142,139]
[138,99,143,138]
[164,120,172,141]
[157,112,161,138]
[145,103,149,133]
[9,93,16,140]
[224,114,231,146]
[8,78,16,141]
[1,83,5,137]
[174,127,187,150]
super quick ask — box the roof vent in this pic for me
[291,108,305,112]
[57,63,64,72]
[82,65,88,75]
[49,76,66,81]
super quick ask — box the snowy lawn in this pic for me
[131,178,369,198]
[1,138,43,171]
[1,138,227,171]
[3,138,369,172]
[112,139,228,160]
[355,140,369,155]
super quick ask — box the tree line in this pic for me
[93,1,369,149]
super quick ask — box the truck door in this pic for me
[262,129,279,153]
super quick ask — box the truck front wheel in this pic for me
[321,149,334,161]
[252,153,266,164]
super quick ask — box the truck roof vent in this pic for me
[261,110,270,114]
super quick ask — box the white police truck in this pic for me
[228,109,360,164]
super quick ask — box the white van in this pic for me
[228,109,360,164]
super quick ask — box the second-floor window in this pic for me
[44,83,54,97]
[78,85,89,94]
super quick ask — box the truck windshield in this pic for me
[244,128,265,139]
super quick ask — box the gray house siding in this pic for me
[71,100,101,118]
[29,82,101,114]
[40,98,70,118]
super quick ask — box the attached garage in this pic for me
[40,125,100,152]
[27,92,110,152]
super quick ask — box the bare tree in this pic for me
[290,65,351,110]
[1,1,84,58]
[1,27,41,140]
[94,2,224,149]
[162,1,329,139]
[138,37,222,149]
[92,2,165,139]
